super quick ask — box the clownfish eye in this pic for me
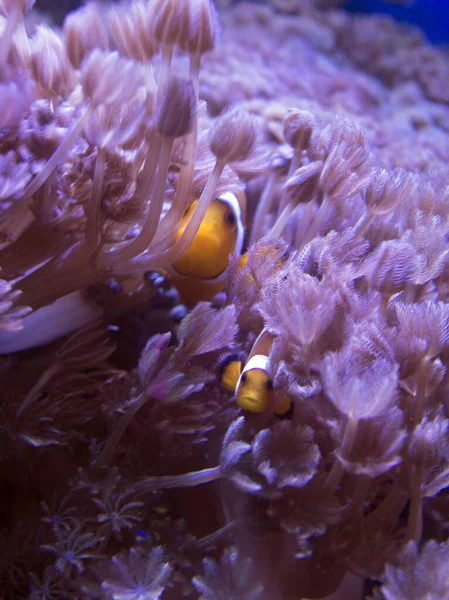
[224,211,236,227]
[240,373,247,383]
[266,379,273,390]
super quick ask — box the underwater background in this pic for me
[35,0,449,43]
[346,0,449,44]
[0,0,449,598]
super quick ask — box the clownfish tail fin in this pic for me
[218,353,243,393]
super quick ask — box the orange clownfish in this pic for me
[220,328,293,418]
[165,192,246,305]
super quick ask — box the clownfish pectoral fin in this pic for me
[219,353,243,393]
[274,396,294,420]
[238,252,249,271]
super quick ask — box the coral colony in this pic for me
[1,0,449,597]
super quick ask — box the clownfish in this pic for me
[165,192,246,305]
[220,328,293,418]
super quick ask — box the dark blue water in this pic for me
[345,0,449,44]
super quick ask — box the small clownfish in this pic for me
[165,191,246,305]
[220,328,293,418]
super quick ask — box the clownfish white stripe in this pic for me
[218,192,245,256]
[236,354,270,389]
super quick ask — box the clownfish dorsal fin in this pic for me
[248,328,275,361]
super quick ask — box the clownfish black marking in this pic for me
[165,192,246,305]
[219,329,293,418]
